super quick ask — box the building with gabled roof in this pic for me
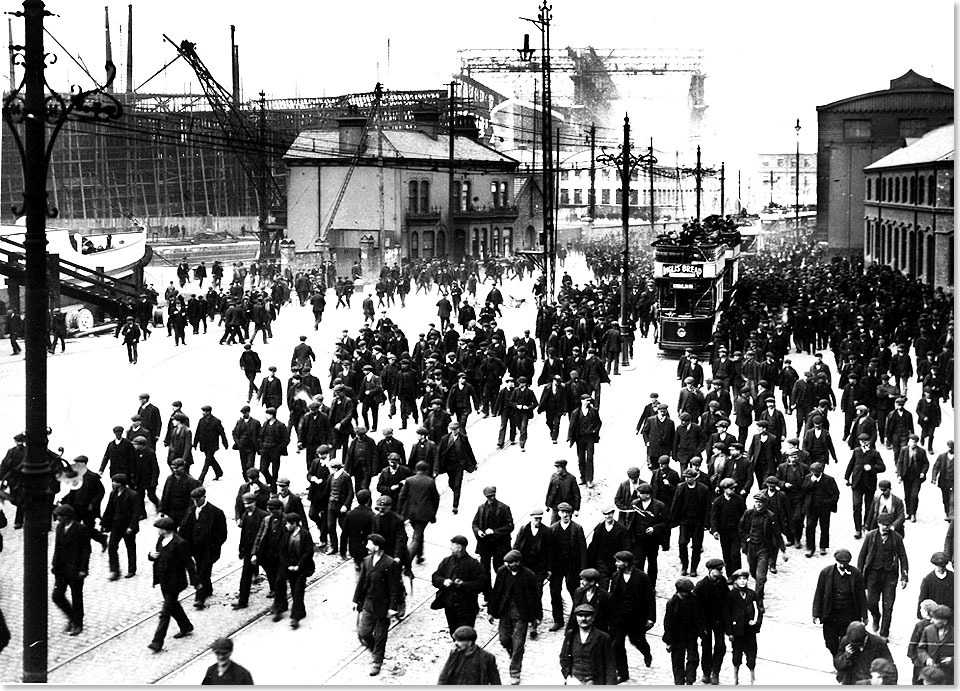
[283,110,534,272]
[815,70,953,253]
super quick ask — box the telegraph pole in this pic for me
[587,123,596,220]
[448,81,456,258]
[597,114,655,368]
[648,137,655,236]
[681,145,717,221]
[720,162,725,216]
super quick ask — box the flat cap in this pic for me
[53,504,76,518]
[283,512,301,523]
[705,558,725,570]
[876,512,894,525]
[190,487,206,498]
[245,468,260,479]
[241,492,257,502]
[415,426,429,435]
[930,551,950,566]
[675,577,695,593]
[613,550,634,563]
[482,486,497,496]
[764,476,779,486]
[683,467,699,478]
[580,393,592,401]
[265,407,277,415]
[554,459,568,467]
[240,405,251,413]
[731,568,750,579]
[375,495,393,507]
[452,625,478,642]
[878,479,891,489]
[529,508,544,517]
[111,473,128,484]
[266,498,283,509]
[503,550,522,563]
[154,516,176,530]
[679,412,691,421]
[579,568,601,581]
[277,477,290,486]
[572,603,596,615]
[200,405,212,412]
[834,548,853,563]
[845,621,867,643]
[931,605,953,619]
[810,462,825,471]
[719,478,736,489]
[450,535,468,547]
[132,435,148,445]
[556,502,574,513]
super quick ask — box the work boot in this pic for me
[733,666,739,686]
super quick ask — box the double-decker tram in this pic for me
[653,217,741,352]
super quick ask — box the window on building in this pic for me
[573,189,582,205]
[843,119,872,140]
[894,178,900,203]
[630,189,638,206]
[602,169,610,180]
[928,174,936,206]
[420,180,430,213]
[462,181,471,211]
[777,158,784,168]
[601,189,610,205]
[615,188,623,205]
[491,181,500,208]
[899,118,928,139]
[918,175,926,205]
[452,181,461,211]
[574,168,582,178]
[790,175,796,187]
[560,189,570,205]
[500,181,509,207]
[866,178,872,200]
[560,170,569,181]
[910,176,917,204]
[408,180,419,213]
[630,169,638,181]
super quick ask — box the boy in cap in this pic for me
[723,568,761,685]
[915,605,953,684]
[438,625,502,685]
[896,433,929,522]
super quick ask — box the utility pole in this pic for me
[257,91,267,232]
[448,81,456,258]
[125,4,133,93]
[587,123,596,220]
[7,18,15,92]
[648,138,655,238]
[795,118,801,235]
[555,125,560,252]
[375,82,384,265]
[720,162,725,216]
[681,145,717,221]
[230,25,240,106]
[4,1,121,681]
[597,114,655,368]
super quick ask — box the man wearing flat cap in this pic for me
[194,405,228,484]
[147,516,198,652]
[431,535,485,637]
[257,365,283,411]
[546,502,587,631]
[51,504,92,635]
[344,425,378,492]
[865,479,905,536]
[567,394,602,488]
[353,532,402,676]
[857,511,908,639]
[559,603,617,686]
[846,404,878,451]
[630,484,669,586]
[102,473,141,581]
[833,620,897,685]
[639,404,675,471]
[159,458,200,527]
[915,605,954,684]
[896,433,929,523]
[273,512,315,629]
[586,506,630,590]
[670,467,711,578]
[663,577,703,685]
[673,412,705,473]
[99,425,138,480]
[472,487,515,601]
[201,637,254,685]
[812,548,867,655]
[607,550,655,682]
[488,550,541,684]
[695,558,729,684]
[438,625,502,685]
[437,421,477,515]
[231,405,262,475]
[233,492,268,610]
[917,551,954,619]
[845,432,885,539]
[737,493,785,608]
[179,487,228,610]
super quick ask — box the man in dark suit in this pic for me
[629,485,669,586]
[801,462,841,557]
[607,550,656,682]
[51,504,91,635]
[59,455,107,547]
[257,366,284,410]
[399,461,440,565]
[866,479,906,536]
[102,473,141,580]
[326,457,354,556]
[148,516,198,652]
[202,637,255,685]
[233,492,268,610]
[354,533,402,676]
[546,503,587,631]
[137,393,163,449]
[431,534,485,636]
[812,548,867,655]
[639,405,675,471]
[272,513,315,629]
[342,489,375,568]
[537,374,567,444]
[193,405,228,483]
[846,405,879,450]
[748,421,782,488]
[670,468,712,577]
[586,507,630,589]
[488,550,542,685]
[673,413,706,472]
[446,372,480,428]
[258,407,289,488]
[231,405,261,475]
[344,425,379,492]
[472,487,515,599]
[275,477,308,526]
[178,486,228,609]
[896,434,929,521]
[844,433,886,539]
[559,603,618,685]
[884,396,914,460]
[857,513,909,638]
[329,384,356,457]
[100,425,139,479]
[407,427,438,473]
[568,395,602,488]
[437,422,476,515]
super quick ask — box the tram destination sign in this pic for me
[662,263,704,278]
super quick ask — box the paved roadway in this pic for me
[0,253,953,684]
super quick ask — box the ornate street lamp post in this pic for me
[3,0,122,680]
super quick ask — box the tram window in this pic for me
[657,284,676,310]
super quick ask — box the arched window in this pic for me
[893,227,900,267]
[919,175,926,205]
[910,176,917,204]
[866,178,872,200]
[411,231,420,259]
[491,181,500,208]
[926,233,935,285]
[500,181,509,206]
[874,223,881,262]
[908,230,917,276]
[900,227,908,270]
[408,180,419,213]
[461,181,472,211]
[894,178,900,203]
[435,230,446,257]
[420,180,430,213]
[928,174,935,206]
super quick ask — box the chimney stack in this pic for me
[125,5,133,93]
[452,114,480,142]
[337,111,368,155]
[412,105,441,140]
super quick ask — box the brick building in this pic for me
[815,70,953,253]
[863,123,954,290]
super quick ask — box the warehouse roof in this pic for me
[865,123,954,170]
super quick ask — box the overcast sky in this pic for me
[7,0,955,172]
